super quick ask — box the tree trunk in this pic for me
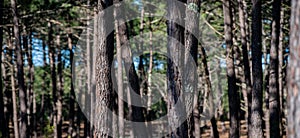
[94,0,114,137]
[278,4,284,136]
[287,0,300,137]
[48,22,58,138]
[11,64,19,138]
[184,0,200,137]
[222,0,240,137]
[3,37,12,138]
[250,0,263,137]
[68,33,76,138]
[238,0,252,135]
[85,1,92,136]
[40,40,47,131]
[146,14,154,136]
[166,0,188,137]
[90,5,98,137]
[114,1,124,137]
[0,0,6,136]
[269,0,281,137]
[56,33,63,138]
[11,0,28,137]
[115,2,148,136]
[200,46,219,138]
[122,30,148,138]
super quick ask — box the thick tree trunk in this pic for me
[287,0,300,137]
[250,0,263,137]
[11,0,28,137]
[269,0,281,137]
[166,0,188,137]
[222,0,240,137]
[94,0,114,137]
[184,0,200,137]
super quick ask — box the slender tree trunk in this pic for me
[215,59,224,119]
[114,1,124,137]
[262,28,270,138]
[278,4,285,136]
[48,22,58,138]
[146,14,154,136]
[223,0,240,137]
[287,0,300,138]
[238,0,252,135]
[4,34,13,137]
[85,1,92,136]
[184,0,200,137]
[68,33,76,138]
[11,0,28,137]
[250,0,263,137]
[23,32,31,132]
[90,5,98,137]
[199,46,219,138]
[115,2,148,136]
[56,33,63,138]
[40,40,47,131]
[0,0,6,136]
[94,0,114,137]
[28,33,36,138]
[11,64,19,138]
[269,0,281,137]
[122,31,148,138]
[126,82,134,138]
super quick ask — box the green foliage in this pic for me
[43,120,55,137]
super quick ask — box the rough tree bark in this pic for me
[184,0,200,137]
[166,0,188,137]
[269,0,281,137]
[11,0,28,137]
[223,0,240,137]
[94,0,114,137]
[287,0,300,137]
[250,0,263,137]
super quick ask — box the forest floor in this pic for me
[8,120,286,137]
